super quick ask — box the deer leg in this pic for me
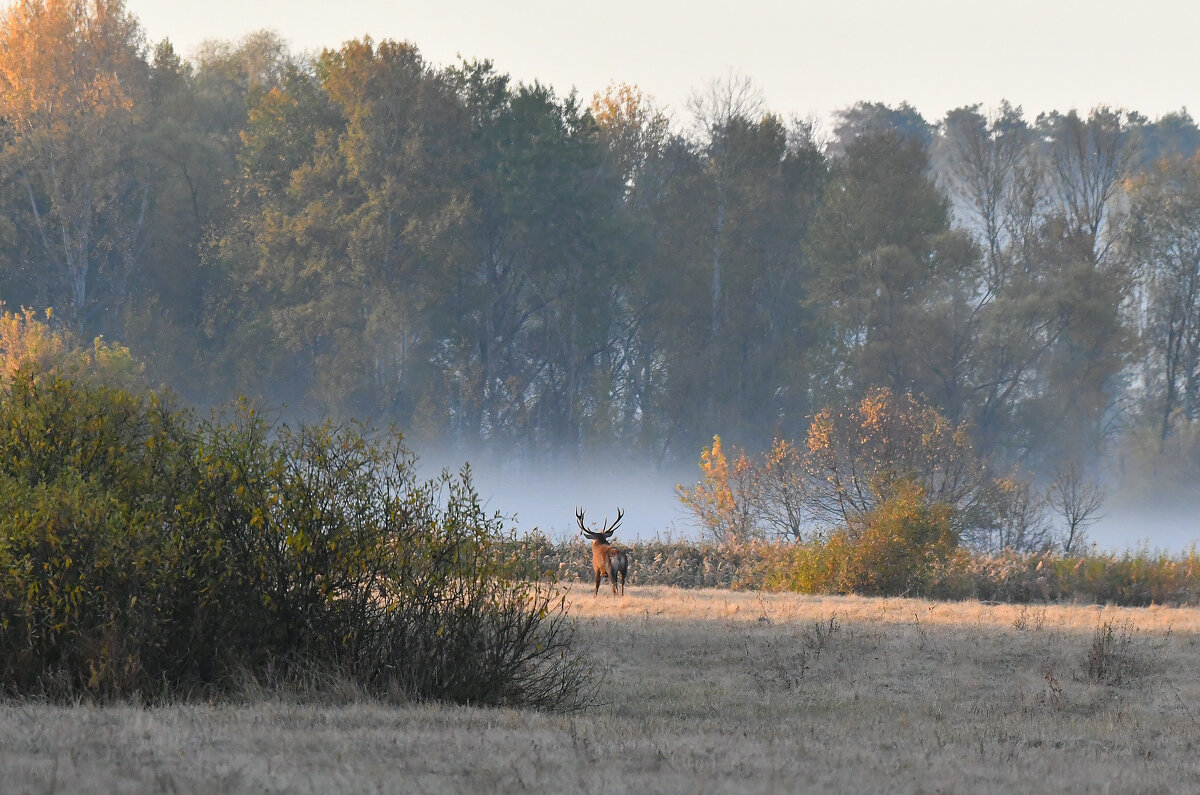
[594,569,601,597]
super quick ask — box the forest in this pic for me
[3,1,1200,531]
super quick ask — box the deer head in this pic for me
[577,507,628,597]
[577,507,623,542]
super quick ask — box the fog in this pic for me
[1086,501,1200,555]
[415,446,1200,554]
[416,449,701,542]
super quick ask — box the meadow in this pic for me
[3,586,1199,793]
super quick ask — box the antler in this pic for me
[578,507,623,539]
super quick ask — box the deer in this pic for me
[577,507,629,597]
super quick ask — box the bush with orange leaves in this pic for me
[750,476,959,595]
[0,305,144,391]
[679,389,1045,594]
[837,476,960,594]
[676,434,763,545]
[803,387,995,543]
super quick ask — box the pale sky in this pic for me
[125,0,1198,127]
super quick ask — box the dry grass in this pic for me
[4,587,1200,793]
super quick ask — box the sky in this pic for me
[125,0,1199,128]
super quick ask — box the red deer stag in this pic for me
[577,507,629,597]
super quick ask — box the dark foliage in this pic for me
[0,372,589,708]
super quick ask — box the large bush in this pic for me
[0,372,587,707]
[678,389,1062,555]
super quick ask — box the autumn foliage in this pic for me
[676,389,1050,593]
[676,435,762,545]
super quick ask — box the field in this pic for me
[3,586,1200,793]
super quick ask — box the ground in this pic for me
[2,587,1199,792]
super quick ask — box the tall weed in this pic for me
[509,534,1200,605]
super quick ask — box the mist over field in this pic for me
[420,443,1200,552]
[467,462,1200,553]
[418,450,699,542]
[1089,502,1200,553]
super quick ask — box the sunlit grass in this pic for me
[4,587,1199,792]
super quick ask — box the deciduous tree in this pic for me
[1121,155,1200,442]
[0,0,151,332]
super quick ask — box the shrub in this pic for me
[0,372,203,696]
[751,480,957,596]
[837,479,958,595]
[0,373,588,708]
[676,435,763,544]
[1084,620,1138,685]
[754,534,852,593]
[677,390,1047,555]
[0,305,144,392]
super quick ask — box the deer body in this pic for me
[577,508,628,596]
[590,537,628,596]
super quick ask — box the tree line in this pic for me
[2,0,1200,501]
